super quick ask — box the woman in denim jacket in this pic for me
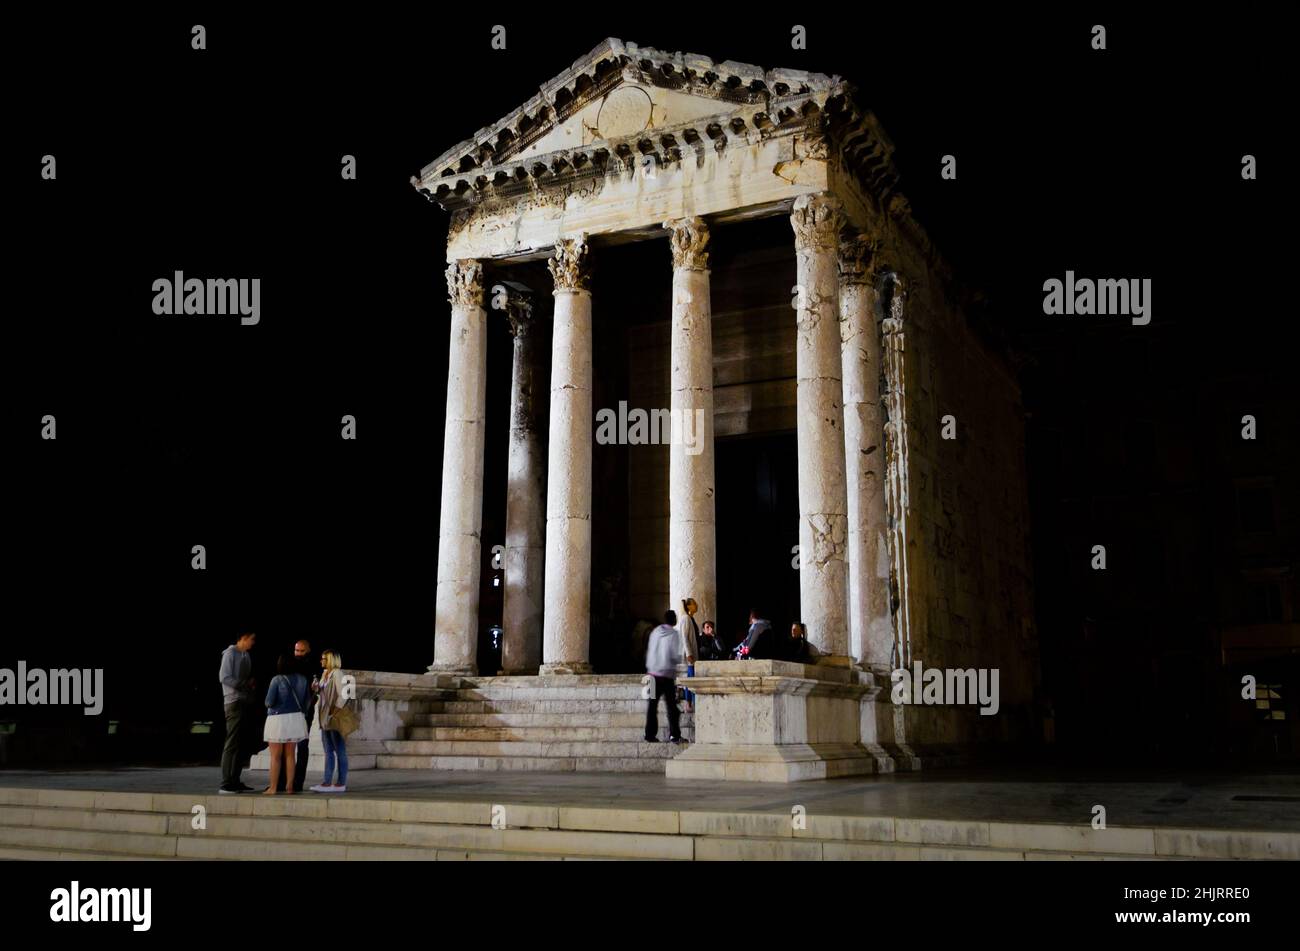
[262,654,310,795]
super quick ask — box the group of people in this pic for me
[217,633,352,795]
[643,602,821,742]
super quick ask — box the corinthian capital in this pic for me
[837,233,878,285]
[663,216,710,271]
[445,259,484,308]
[548,235,591,292]
[505,292,535,338]
[790,193,843,253]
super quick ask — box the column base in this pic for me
[427,661,476,676]
[669,660,881,783]
[816,653,858,669]
[667,742,878,783]
[537,662,594,676]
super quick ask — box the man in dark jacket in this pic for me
[274,639,316,792]
[736,610,774,659]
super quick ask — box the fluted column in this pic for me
[540,236,594,675]
[500,286,545,675]
[664,217,717,628]
[431,259,487,675]
[790,194,850,657]
[839,235,893,677]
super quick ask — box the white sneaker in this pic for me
[309,784,330,793]
[325,785,346,793]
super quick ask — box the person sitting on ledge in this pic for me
[783,622,821,664]
[698,619,725,661]
[735,609,773,659]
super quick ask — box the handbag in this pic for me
[325,674,360,737]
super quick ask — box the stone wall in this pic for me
[889,271,1040,752]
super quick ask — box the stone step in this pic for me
[404,725,693,742]
[376,754,676,773]
[441,699,689,714]
[1,788,1289,861]
[0,845,174,861]
[409,711,693,728]
[0,804,679,859]
[453,685,665,702]
[383,739,686,758]
[409,712,650,728]
[0,821,180,858]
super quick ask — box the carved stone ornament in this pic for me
[445,259,484,308]
[663,216,710,271]
[888,274,909,323]
[790,193,843,253]
[548,234,591,291]
[837,233,877,285]
[505,294,535,338]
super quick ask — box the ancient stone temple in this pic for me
[400,38,1040,780]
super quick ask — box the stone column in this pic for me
[839,235,893,678]
[431,259,487,675]
[500,286,545,675]
[664,217,717,628]
[790,193,850,658]
[882,272,912,672]
[540,236,594,675]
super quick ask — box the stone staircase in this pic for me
[376,675,694,773]
[3,786,1292,861]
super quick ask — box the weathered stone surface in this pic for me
[432,260,487,675]
[541,236,595,675]
[839,234,894,678]
[501,286,545,674]
[665,217,718,629]
[791,194,850,658]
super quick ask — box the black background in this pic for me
[7,10,1294,764]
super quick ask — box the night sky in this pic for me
[8,11,1292,764]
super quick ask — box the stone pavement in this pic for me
[1,765,1296,832]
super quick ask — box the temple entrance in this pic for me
[714,432,800,653]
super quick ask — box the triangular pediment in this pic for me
[415,37,844,194]
[509,82,746,163]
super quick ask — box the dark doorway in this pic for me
[715,433,801,650]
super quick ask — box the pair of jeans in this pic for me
[684,664,695,705]
[220,701,247,787]
[322,729,348,786]
[644,676,681,741]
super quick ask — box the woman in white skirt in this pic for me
[262,653,310,795]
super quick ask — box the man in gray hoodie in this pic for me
[644,610,684,743]
[218,632,257,793]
